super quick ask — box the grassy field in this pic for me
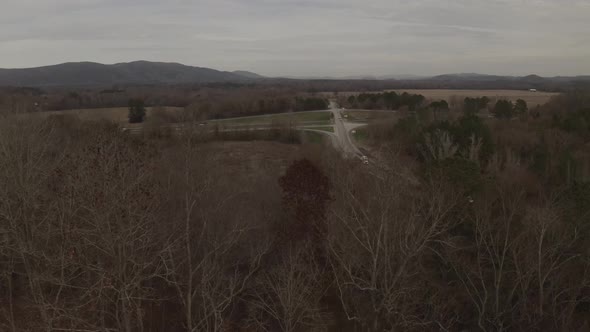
[301,131,327,144]
[215,111,332,125]
[352,127,369,142]
[30,108,333,128]
[310,126,335,133]
[33,106,184,124]
[343,110,399,122]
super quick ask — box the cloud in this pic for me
[0,0,588,76]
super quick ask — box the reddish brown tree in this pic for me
[278,158,330,241]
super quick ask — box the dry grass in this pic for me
[311,126,335,133]
[343,110,399,122]
[32,106,184,123]
[199,141,302,176]
[214,111,332,125]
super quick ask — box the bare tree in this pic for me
[445,184,589,331]
[159,129,270,331]
[328,164,461,330]
[51,122,165,331]
[246,241,330,332]
[0,116,71,331]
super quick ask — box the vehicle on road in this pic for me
[361,155,369,165]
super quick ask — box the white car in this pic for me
[361,156,369,165]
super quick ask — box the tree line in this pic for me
[0,85,329,118]
[340,91,426,110]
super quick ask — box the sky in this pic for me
[1,0,589,77]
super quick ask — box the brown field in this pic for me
[32,106,184,123]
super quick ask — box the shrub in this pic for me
[493,99,515,119]
[128,98,146,123]
[463,96,490,115]
[424,157,483,193]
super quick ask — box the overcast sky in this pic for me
[1,0,589,77]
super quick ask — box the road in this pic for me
[327,102,366,158]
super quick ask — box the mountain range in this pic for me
[0,61,264,87]
[0,61,588,87]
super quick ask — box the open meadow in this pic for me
[214,111,332,125]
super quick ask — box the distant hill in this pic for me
[1,61,587,89]
[431,73,512,81]
[0,61,263,87]
[426,73,590,88]
[428,73,584,84]
[520,74,545,81]
[232,70,265,79]
[377,74,428,80]
[276,75,378,80]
